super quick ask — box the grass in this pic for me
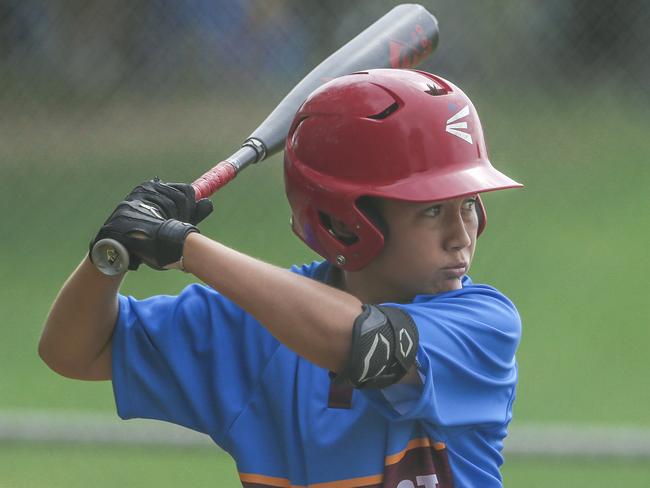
[1,89,649,427]
[1,444,649,488]
[502,456,650,487]
[0,444,240,488]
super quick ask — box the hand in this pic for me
[89,179,213,270]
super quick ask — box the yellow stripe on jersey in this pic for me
[239,472,303,487]
[385,437,446,466]
[309,474,383,488]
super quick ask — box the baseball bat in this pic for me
[92,3,439,275]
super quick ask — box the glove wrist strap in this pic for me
[156,219,199,267]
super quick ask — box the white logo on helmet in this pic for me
[445,105,473,144]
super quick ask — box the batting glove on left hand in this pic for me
[90,179,213,271]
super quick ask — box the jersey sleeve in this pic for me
[362,284,521,428]
[111,283,281,447]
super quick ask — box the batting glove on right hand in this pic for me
[90,179,213,271]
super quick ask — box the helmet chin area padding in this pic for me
[355,197,388,239]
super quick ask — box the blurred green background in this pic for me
[1,0,649,486]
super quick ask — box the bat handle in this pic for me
[191,160,237,200]
[90,238,130,276]
[191,141,264,200]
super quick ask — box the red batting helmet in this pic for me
[284,69,522,271]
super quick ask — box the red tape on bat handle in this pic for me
[191,161,237,200]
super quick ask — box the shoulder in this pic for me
[384,278,521,363]
[116,283,280,359]
[118,283,249,331]
[408,278,521,335]
[289,260,330,280]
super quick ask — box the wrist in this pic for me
[155,219,198,267]
[180,231,203,274]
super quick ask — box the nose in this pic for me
[443,210,473,251]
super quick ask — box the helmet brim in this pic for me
[365,161,523,202]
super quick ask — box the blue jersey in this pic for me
[112,261,520,487]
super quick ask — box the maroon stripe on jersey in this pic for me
[382,438,454,488]
[239,437,454,487]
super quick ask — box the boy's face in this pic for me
[364,196,479,298]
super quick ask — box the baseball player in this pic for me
[40,69,523,487]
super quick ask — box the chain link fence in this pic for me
[2,0,648,101]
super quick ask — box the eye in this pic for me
[423,205,441,217]
[462,198,477,212]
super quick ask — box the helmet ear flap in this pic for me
[356,197,388,239]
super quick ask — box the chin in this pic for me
[440,278,463,293]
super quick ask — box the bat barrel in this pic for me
[248,4,438,160]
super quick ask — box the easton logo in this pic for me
[445,105,473,144]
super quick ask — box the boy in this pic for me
[40,69,523,487]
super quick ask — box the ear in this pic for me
[475,195,487,236]
[329,217,358,244]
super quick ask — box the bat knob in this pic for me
[91,238,130,276]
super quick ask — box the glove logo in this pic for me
[139,202,163,220]
[445,104,473,144]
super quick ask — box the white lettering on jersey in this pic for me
[416,474,440,488]
[397,474,440,488]
[397,481,415,488]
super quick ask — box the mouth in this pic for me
[440,262,468,278]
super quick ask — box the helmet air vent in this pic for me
[366,102,399,120]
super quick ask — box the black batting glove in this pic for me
[90,179,213,271]
[123,179,213,226]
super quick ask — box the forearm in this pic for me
[183,233,363,372]
[39,256,123,380]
